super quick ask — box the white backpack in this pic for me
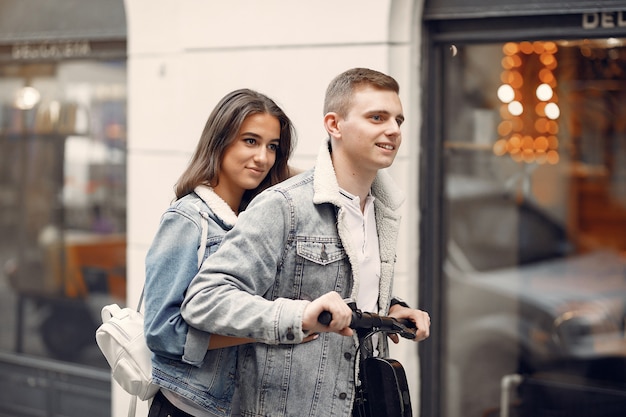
[96,205,209,416]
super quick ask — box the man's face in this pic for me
[335,85,404,174]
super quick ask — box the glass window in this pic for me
[441,38,626,417]
[0,60,126,367]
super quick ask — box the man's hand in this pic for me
[302,291,353,337]
[388,304,430,343]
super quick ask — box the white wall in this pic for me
[122,0,424,415]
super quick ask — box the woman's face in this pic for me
[216,112,281,197]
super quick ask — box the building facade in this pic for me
[124,1,424,416]
[126,2,626,416]
[1,1,626,417]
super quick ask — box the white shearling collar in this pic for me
[194,185,238,227]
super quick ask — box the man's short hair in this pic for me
[323,67,400,117]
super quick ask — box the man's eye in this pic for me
[371,115,382,121]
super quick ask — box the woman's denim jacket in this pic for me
[182,138,405,417]
[144,185,239,416]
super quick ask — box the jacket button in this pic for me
[339,392,347,400]
[344,352,352,360]
[286,331,295,341]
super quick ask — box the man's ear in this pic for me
[323,112,341,139]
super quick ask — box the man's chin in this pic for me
[377,156,397,169]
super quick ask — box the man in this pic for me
[182,67,430,417]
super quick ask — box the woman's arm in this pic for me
[208,335,253,349]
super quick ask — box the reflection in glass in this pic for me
[442,38,626,417]
[0,61,126,368]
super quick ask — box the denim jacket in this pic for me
[144,185,239,416]
[182,138,404,417]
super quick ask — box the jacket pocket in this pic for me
[296,239,345,265]
[292,237,349,300]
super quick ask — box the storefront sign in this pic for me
[11,40,92,60]
[582,11,626,29]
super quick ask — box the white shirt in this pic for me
[340,189,380,314]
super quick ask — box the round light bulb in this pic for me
[508,101,523,116]
[15,86,41,110]
[545,103,560,120]
[497,84,515,103]
[536,83,553,101]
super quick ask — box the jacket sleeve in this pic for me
[390,297,410,309]
[182,189,310,345]
[144,207,208,359]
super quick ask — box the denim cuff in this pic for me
[275,298,310,344]
[181,326,211,366]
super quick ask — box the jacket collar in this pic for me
[312,137,404,210]
[194,185,238,227]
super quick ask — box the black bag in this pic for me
[320,307,415,417]
[353,356,412,417]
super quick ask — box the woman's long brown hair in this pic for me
[174,88,296,210]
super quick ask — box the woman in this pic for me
[144,89,296,417]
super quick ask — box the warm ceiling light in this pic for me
[498,121,513,136]
[539,68,554,83]
[540,53,556,66]
[543,42,558,54]
[607,38,621,47]
[519,41,534,54]
[497,84,516,103]
[493,139,508,156]
[503,42,519,55]
[533,42,545,54]
[496,40,559,164]
[547,150,560,164]
[534,136,549,152]
[508,101,523,116]
[536,83,553,101]
[547,136,559,149]
[510,71,524,88]
[15,86,41,110]
[545,103,560,120]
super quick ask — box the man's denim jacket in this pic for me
[144,185,239,416]
[182,138,405,417]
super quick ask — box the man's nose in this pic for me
[386,120,401,136]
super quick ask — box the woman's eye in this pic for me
[244,138,256,145]
[268,143,279,152]
[371,115,382,121]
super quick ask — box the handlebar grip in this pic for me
[318,311,332,326]
[318,310,417,339]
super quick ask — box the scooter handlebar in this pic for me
[318,309,417,340]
